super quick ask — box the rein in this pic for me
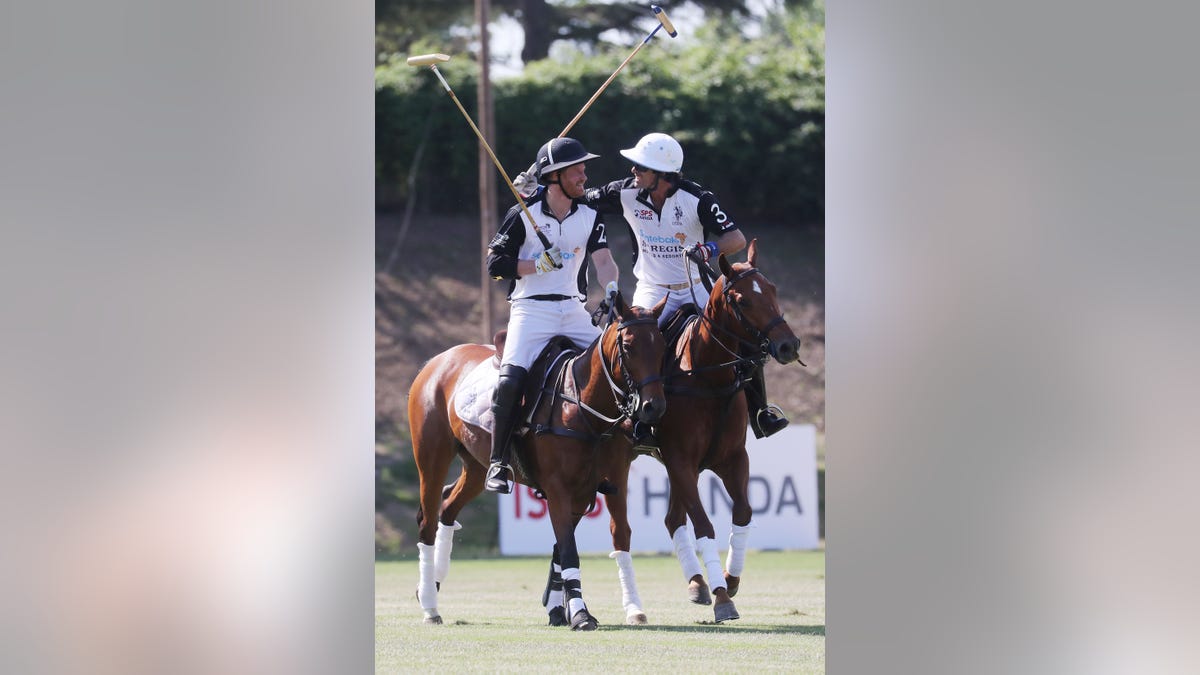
[547,314,661,437]
[668,260,789,390]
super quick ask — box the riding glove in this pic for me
[533,246,564,275]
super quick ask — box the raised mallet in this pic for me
[514,5,677,196]
[557,5,677,138]
[407,52,554,250]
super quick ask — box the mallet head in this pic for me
[406,53,451,67]
[652,6,678,38]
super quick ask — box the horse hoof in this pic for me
[714,601,740,623]
[626,612,648,625]
[570,609,599,631]
[725,573,740,598]
[547,606,568,627]
[423,614,443,625]
[689,578,712,605]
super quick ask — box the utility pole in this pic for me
[476,0,496,344]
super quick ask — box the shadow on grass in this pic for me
[422,621,825,636]
[605,623,824,636]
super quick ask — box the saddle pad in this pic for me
[452,356,499,434]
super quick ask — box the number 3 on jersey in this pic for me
[709,203,728,224]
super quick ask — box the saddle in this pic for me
[520,335,582,425]
[661,302,700,352]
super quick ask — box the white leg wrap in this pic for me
[726,522,752,577]
[672,525,704,581]
[609,550,643,616]
[416,542,438,615]
[545,562,564,610]
[562,567,587,617]
[433,520,461,584]
[696,536,726,592]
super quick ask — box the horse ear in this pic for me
[651,291,669,319]
[614,289,630,317]
[718,252,734,279]
[747,238,758,267]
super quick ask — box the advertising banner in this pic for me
[498,424,820,555]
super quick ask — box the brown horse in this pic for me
[655,239,802,623]
[409,292,668,629]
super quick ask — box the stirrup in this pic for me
[753,405,789,438]
[631,422,658,453]
[485,463,513,494]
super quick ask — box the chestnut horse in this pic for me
[409,292,667,629]
[655,239,802,623]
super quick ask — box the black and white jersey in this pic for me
[486,190,609,301]
[582,177,739,287]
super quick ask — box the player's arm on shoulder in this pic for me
[579,179,626,214]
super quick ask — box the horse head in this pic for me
[715,239,802,365]
[602,290,669,424]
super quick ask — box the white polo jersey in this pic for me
[582,177,738,289]
[487,190,608,300]
[485,191,609,368]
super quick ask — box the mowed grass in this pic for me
[376,549,824,673]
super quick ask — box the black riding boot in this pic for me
[485,364,528,493]
[744,363,789,439]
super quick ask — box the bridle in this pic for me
[720,266,790,360]
[597,314,663,421]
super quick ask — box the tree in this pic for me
[376,0,768,64]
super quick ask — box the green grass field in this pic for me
[376,549,825,673]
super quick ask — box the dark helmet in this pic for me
[535,137,600,185]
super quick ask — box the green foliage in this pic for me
[377,5,824,222]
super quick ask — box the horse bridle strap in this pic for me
[601,316,663,418]
[722,267,790,348]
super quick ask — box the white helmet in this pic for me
[619,132,683,173]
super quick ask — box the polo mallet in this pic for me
[558,5,676,138]
[407,52,555,252]
[514,5,677,195]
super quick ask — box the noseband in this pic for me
[599,315,663,420]
[722,267,789,357]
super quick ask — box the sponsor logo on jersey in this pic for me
[634,208,655,220]
[489,232,509,249]
[640,229,687,256]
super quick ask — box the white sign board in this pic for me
[498,424,820,555]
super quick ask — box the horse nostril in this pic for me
[775,339,799,364]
